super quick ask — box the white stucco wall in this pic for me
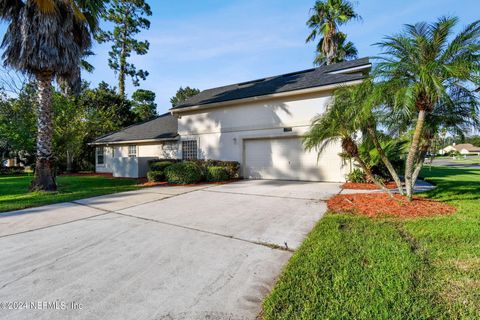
[176,91,348,181]
[95,146,114,173]
[95,141,179,176]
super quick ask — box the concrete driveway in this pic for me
[0,180,341,320]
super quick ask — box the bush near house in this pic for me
[346,168,367,183]
[164,161,203,184]
[146,159,240,183]
[147,170,165,182]
[149,161,174,172]
[206,166,230,182]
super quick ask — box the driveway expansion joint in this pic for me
[112,210,295,253]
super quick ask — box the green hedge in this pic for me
[147,170,165,182]
[190,160,240,179]
[165,161,203,184]
[207,166,230,182]
[149,161,174,171]
[0,166,25,176]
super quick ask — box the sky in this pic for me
[0,0,479,114]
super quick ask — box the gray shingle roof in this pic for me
[172,57,370,109]
[93,113,178,144]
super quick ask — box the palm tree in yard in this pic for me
[0,0,105,191]
[306,0,360,65]
[304,85,393,195]
[375,16,480,200]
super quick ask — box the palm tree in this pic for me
[375,16,480,200]
[306,0,360,65]
[313,32,358,65]
[304,85,393,195]
[0,0,105,191]
[335,79,406,194]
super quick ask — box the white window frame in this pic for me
[97,146,105,165]
[182,140,198,160]
[128,145,137,158]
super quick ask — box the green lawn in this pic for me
[0,174,143,213]
[263,166,480,319]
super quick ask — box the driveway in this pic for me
[0,180,341,320]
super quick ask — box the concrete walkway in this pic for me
[0,180,341,320]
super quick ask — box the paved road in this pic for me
[430,158,480,168]
[0,180,341,320]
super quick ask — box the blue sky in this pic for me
[1,0,478,113]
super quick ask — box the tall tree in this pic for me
[0,0,105,191]
[306,0,360,65]
[170,86,200,107]
[313,32,358,65]
[375,16,480,200]
[97,0,152,97]
[132,89,157,122]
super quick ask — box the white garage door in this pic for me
[243,137,345,182]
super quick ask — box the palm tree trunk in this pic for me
[412,140,431,188]
[354,155,393,197]
[405,109,426,200]
[30,72,57,191]
[366,126,405,195]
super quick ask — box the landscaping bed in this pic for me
[342,181,398,190]
[328,193,456,218]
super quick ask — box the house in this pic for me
[90,114,178,178]
[91,58,371,181]
[439,143,480,155]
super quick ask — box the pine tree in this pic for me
[97,0,152,96]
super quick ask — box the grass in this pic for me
[263,166,480,319]
[433,155,480,164]
[0,174,142,213]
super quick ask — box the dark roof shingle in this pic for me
[93,113,178,144]
[172,57,370,109]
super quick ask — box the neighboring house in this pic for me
[92,58,371,181]
[439,143,480,155]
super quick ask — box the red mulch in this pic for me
[342,182,399,190]
[327,193,456,218]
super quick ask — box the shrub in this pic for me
[207,166,230,182]
[165,161,203,184]
[203,160,240,178]
[0,166,25,176]
[149,161,174,172]
[147,170,165,182]
[347,168,367,183]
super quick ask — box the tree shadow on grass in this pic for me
[419,166,480,202]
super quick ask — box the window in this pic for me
[128,145,137,158]
[182,140,197,160]
[97,147,104,165]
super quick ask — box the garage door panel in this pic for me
[244,137,345,182]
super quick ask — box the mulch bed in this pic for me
[342,182,399,190]
[327,193,456,218]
